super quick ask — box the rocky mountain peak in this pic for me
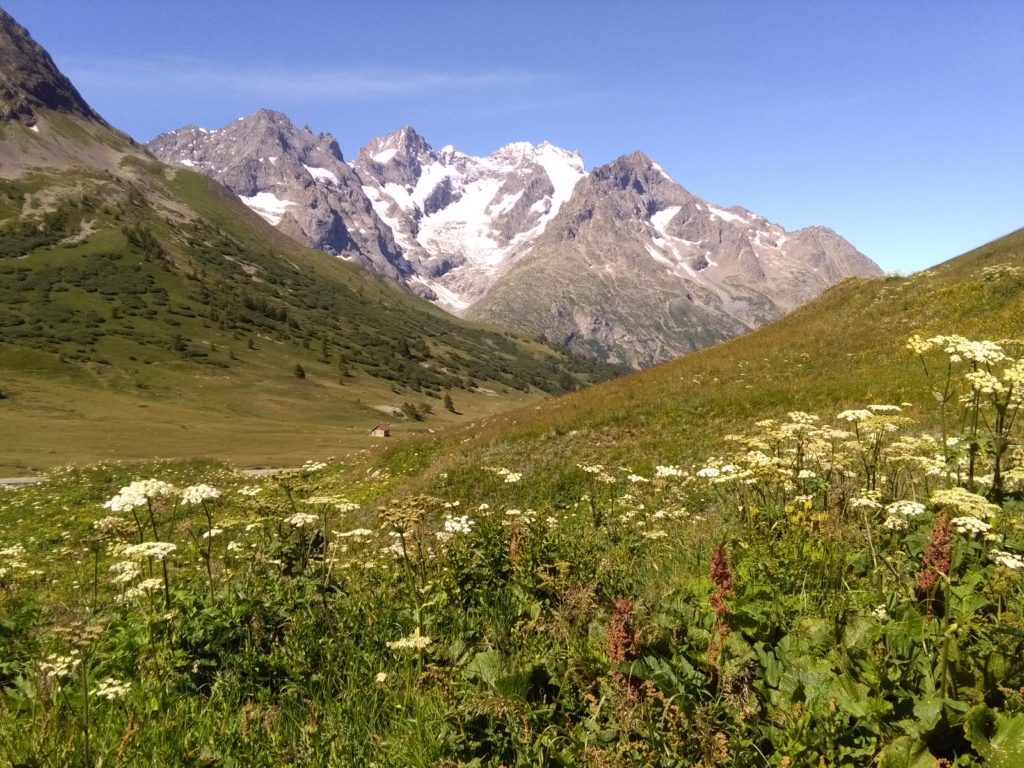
[0,9,106,126]
[593,151,674,194]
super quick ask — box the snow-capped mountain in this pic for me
[353,126,586,309]
[466,151,881,366]
[146,110,412,283]
[148,112,881,367]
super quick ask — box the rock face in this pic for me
[0,9,106,126]
[146,110,412,282]
[149,113,882,367]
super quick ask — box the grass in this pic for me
[0,319,1022,765]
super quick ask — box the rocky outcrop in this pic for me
[0,9,107,126]
[147,110,412,283]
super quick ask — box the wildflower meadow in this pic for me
[1,334,1022,766]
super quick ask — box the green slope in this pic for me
[0,114,621,473]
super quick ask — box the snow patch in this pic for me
[304,165,339,185]
[707,205,747,224]
[411,275,470,312]
[180,158,196,168]
[650,161,673,182]
[650,206,682,236]
[238,192,296,226]
[372,148,398,164]
[28,124,39,133]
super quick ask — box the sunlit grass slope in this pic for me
[368,228,1024,501]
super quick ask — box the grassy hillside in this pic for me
[0,115,620,473]
[0,231,1021,766]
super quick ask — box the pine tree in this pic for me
[294,363,306,379]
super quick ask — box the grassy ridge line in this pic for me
[357,229,1024,503]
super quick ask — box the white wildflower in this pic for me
[286,512,320,528]
[442,515,474,535]
[122,542,176,560]
[867,404,902,414]
[885,500,927,517]
[181,484,220,504]
[387,628,432,652]
[951,516,991,536]
[883,516,909,531]
[92,677,131,700]
[654,465,683,478]
[108,560,141,585]
[989,549,1024,571]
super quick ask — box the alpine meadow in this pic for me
[2,5,1024,768]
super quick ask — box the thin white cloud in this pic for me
[61,54,550,102]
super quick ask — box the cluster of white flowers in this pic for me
[951,516,992,536]
[92,677,131,700]
[117,578,165,604]
[930,487,1000,519]
[122,542,177,560]
[641,529,668,540]
[989,549,1024,571]
[872,605,889,621]
[441,515,474,535]
[237,485,263,497]
[180,484,220,504]
[486,467,522,483]
[39,653,81,680]
[908,334,1008,365]
[503,508,537,524]
[336,528,373,538]
[0,544,27,572]
[654,465,683,478]
[883,516,909,531]
[286,512,320,529]
[201,527,224,540]
[303,460,328,472]
[837,409,875,423]
[104,479,177,512]
[963,369,1005,396]
[851,497,882,510]
[387,628,432,652]
[867,404,902,414]
[885,500,927,518]
[108,560,141,585]
[696,467,721,479]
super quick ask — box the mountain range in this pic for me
[148,112,882,366]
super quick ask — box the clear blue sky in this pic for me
[6,0,1022,273]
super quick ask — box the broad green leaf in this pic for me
[876,736,937,768]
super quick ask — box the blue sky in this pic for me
[6,0,1022,273]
